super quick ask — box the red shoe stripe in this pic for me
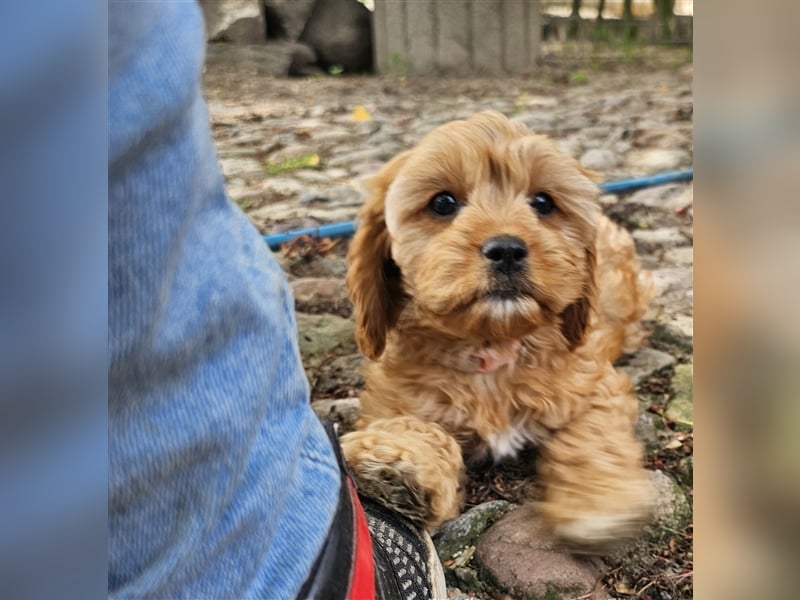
[346,478,376,600]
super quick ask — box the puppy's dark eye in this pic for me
[530,192,555,216]
[428,192,459,218]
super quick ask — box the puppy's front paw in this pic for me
[539,473,655,553]
[340,417,464,528]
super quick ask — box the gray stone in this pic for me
[475,505,604,599]
[634,411,661,453]
[433,500,512,561]
[661,314,693,341]
[619,347,676,386]
[632,227,687,250]
[663,245,693,266]
[326,146,399,167]
[295,313,357,368]
[648,470,692,532]
[294,170,334,186]
[676,456,693,487]
[313,353,365,399]
[219,156,264,180]
[298,185,362,206]
[291,277,351,316]
[626,148,692,172]
[651,267,693,296]
[515,111,556,133]
[311,397,361,430]
[284,255,348,279]
[263,0,315,41]
[666,363,693,430]
[298,0,373,73]
[580,148,620,171]
[199,0,265,43]
[626,184,690,210]
[261,177,306,200]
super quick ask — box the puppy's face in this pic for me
[347,111,600,358]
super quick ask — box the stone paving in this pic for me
[203,46,694,599]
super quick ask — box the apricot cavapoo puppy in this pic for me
[340,111,656,551]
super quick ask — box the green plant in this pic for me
[569,71,589,85]
[265,153,320,176]
[388,52,410,75]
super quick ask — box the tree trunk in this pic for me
[622,0,636,42]
[568,0,582,40]
[596,0,605,21]
[654,0,675,42]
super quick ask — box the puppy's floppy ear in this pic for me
[346,152,410,360]
[560,245,596,350]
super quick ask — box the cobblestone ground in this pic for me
[204,45,694,600]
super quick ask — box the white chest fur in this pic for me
[485,425,537,461]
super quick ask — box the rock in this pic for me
[666,363,693,430]
[634,411,661,453]
[515,111,557,133]
[626,184,691,210]
[433,500,512,561]
[295,313,357,368]
[291,277,351,316]
[650,317,693,355]
[260,177,306,201]
[650,267,693,296]
[298,0,373,73]
[285,256,348,279]
[556,137,584,159]
[618,347,676,386]
[632,227,687,251]
[676,455,693,487]
[287,42,322,77]
[294,170,334,186]
[299,185,363,207]
[219,156,264,180]
[631,127,692,150]
[659,314,693,343]
[199,0,265,43]
[313,353,364,398]
[648,470,691,532]
[475,505,605,599]
[580,148,620,171]
[663,245,693,266]
[626,148,692,172]
[326,145,400,168]
[263,0,315,40]
[311,397,361,430]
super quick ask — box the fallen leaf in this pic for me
[352,105,372,122]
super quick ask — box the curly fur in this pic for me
[340,111,656,551]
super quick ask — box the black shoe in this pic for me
[361,496,447,600]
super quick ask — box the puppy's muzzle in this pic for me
[481,235,528,275]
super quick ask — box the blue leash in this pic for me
[263,168,693,250]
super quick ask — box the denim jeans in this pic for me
[108,2,340,598]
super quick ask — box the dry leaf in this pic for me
[351,105,372,122]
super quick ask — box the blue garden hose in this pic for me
[263,168,693,250]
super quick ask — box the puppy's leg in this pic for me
[536,370,655,552]
[340,416,464,528]
[592,214,656,361]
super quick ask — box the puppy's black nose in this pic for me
[481,235,528,273]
